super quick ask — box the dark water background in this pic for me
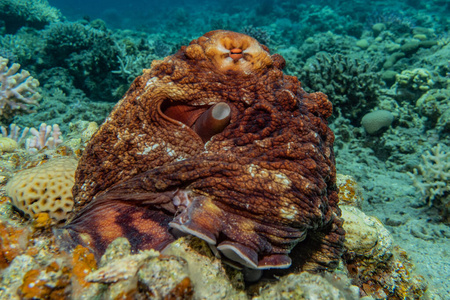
[48,0,257,29]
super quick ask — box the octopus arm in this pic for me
[62,189,177,258]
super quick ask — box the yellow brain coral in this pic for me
[5,158,78,222]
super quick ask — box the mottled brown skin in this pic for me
[65,30,345,271]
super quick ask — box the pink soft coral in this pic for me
[25,123,63,154]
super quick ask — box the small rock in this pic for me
[361,110,394,134]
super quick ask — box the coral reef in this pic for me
[42,22,121,101]
[342,205,393,263]
[0,56,40,124]
[0,0,448,297]
[1,123,29,145]
[0,220,31,269]
[415,88,450,132]
[0,0,61,33]
[254,272,360,300]
[299,52,381,122]
[240,25,271,46]
[336,174,364,208]
[338,176,428,299]
[0,29,44,65]
[1,122,65,156]
[25,123,62,154]
[11,72,114,133]
[395,68,436,101]
[409,144,450,221]
[18,261,71,299]
[81,237,246,299]
[0,141,430,299]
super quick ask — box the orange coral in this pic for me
[0,220,30,268]
[337,174,364,208]
[18,262,71,299]
[19,269,49,299]
[165,277,193,300]
[33,212,52,229]
[71,245,97,288]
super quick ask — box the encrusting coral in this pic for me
[0,137,18,152]
[0,56,40,123]
[338,175,428,299]
[415,88,450,132]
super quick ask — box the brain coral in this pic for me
[6,158,78,222]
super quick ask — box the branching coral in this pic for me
[1,123,29,145]
[25,123,63,154]
[1,123,63,154]
[299,52,380,122]
[240,25,271,46]
[0,56,40,123]
[409,144,450,202]
[409,144,450,220]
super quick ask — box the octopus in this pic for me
[64,30,345,272]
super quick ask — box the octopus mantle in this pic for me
[65,30,345,271]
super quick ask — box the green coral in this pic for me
[43,22,120,101]
[396,68,435,92]
[299,52,381,121]
[43,22,95,60]
[0,28,44,64]
[416,89,450,132]
[0,0,61,33]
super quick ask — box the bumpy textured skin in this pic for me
[66,30,344,271]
